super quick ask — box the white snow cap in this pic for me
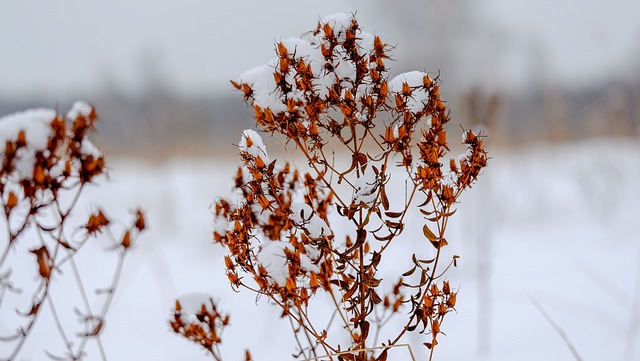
[213,214,229,237]
[66,100,93,120]
[440,169,459,188]
[0,108,57,179]
[175,293,216,324]
[320,13,353,33]
[238,60,284,112]
[239,129,269,163]
[176,293,214,314]
[256,237,321,288]
[235,13,379,121]
[388,71,431,113]
[257,240,290,286]
[0,108,55,151]
[0,103,102,181]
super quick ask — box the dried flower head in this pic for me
[171,294,230,361]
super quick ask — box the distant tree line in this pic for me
[1,80,638,157]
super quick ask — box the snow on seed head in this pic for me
[239,129,269,163]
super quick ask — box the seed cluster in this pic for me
[171,297,231,361]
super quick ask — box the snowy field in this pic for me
[3,138,640,361]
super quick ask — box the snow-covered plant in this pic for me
[175,13,487,361]
[170,293,234,361]
[0,103,146,360]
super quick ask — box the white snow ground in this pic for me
[3,138,640,361]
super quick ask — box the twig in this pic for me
[69,257,107,361]
[303,343,416,361]
[530,296,583,361]
[624,244,640,358]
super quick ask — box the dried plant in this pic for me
[170,293,232,361]
[0,102,146,360]
[173,13,487,361]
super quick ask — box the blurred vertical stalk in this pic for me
[463,88,500,358]
[476,165,492,358]
[625,244,640,359]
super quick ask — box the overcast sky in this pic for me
[1,0,639,100]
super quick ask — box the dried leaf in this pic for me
[57,239,74,250]
[376,349,388,361]
[227,272,240,286]
[425,214,441,222]
[277,42,288,57]
[6,191,17,209]
[380,185,389,210]
[121,231,131,249]
[19,302,41,317]
[371,251,381,268]
[134,209,146,231]
[330,279,350,290]
[339,354,356,361]
[447,293,457,308]
[355,228,367,246]
[402,82,412,96]
[418,192,433,207]
[402,266,417,277]
[86,210,110,235]
[366,277,382,287]
[442,281,450,294]
[441,209,457,217]
[417,257,435,264]
[342,283,358,302]
[16,129,27,147]
[361,320,370,340]
[31,246,52,279]
[310,272,319,289]
[423,224,440,248]
[370,289,382,304]
[380,81,388,97]
[373,233,393,242]
[419,208,436,216]
[432,319,440,334]
[87,320,104,337]
[285,277,296,292]
[33,165,45,184]
[384,211,403,218]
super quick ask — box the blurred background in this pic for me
[2,1,640,360]
[2,0,639,154]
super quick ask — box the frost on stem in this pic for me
[205,12,487,360]
[0,103,146,360]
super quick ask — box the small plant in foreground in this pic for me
[171,293,232,361]
[0,103,146,360]
[173,13,487,360]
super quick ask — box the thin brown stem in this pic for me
[69,256,107,361]
[46,294,75,357]
[288,312,310,360]
[3,279,50,361]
